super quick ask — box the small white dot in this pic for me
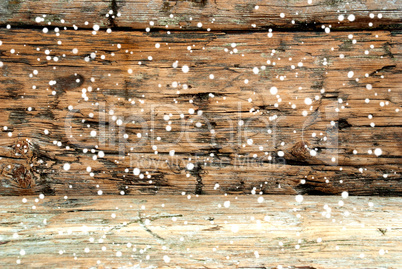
[133,168,140,175]
[186,163,194,170]
[182,65,189,73]
[270,87,278,95]
[374,148,382,156]
[163,255,170,263]
[63,163,71,171]
[304,98,312,105]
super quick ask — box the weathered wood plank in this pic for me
[0,29,401,195]
[0,195,401,268]
[0,0,401,31]
[115,0,402,31]
[0,0,111,29]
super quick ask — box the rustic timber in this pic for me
[0,195,401,268]
[0,1,401,268]
[0,29,401,196]
[0,0,401,31]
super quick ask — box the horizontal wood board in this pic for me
[0,195,401,268]
[0,0,401,31]
[0,29,400,195]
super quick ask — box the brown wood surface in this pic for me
[0,29,401,196]
[0,195,401,268]
[0,1,401,269]
[0,0,401,31]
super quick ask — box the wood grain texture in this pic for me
[0,195,401,268]
[0,29,400,196]
[115,0,402,31]
[0,0,111,29]
[0,0,401,31]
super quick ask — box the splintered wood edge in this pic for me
[0,0,401,31]
[0,195,401,268]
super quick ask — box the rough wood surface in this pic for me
[0,0,401,31]
[1,2,400,269]
[0,29,401,195]
[114,0,402,31]
[0,195,401,268]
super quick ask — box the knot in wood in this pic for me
[290,141,310,161]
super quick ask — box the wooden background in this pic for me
[0,0,401,268]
